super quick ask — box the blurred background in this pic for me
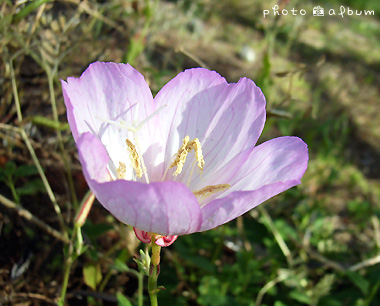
[1,0,380,305]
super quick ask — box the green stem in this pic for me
[138,272,143,306]
[148,264,158,306]
[46,65,78,209]
[58,252,73,306]
[148,240,161,306]
[6,179,20,204]
[58,224,79,306]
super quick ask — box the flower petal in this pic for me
[155,235,178,247]
[77,132,203,236]
[133,228,178,246]
[200,136,308,231]
[153,68,266,187]
[61,62,160,180]
[133,227,151,243]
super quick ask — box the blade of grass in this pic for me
[12,0,51,24]
[7,56,66,233]
[259,206,294,267]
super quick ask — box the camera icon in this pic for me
[313,6,324,16]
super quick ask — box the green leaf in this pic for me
[289,290,312,304]
[113,258,130,273]
[14,165,39,179]
[116,292,132,306]
[83,263,102,290]
[12,0,52,24]
[16,179,46,195]
[3,161,16,177]
[346,271,369,295]
[82,222,114,239]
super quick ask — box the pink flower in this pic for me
[61,62,308,246]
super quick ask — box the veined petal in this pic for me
[155,235,178,247]
[61,62,161,180]
[200,137,308,231]
[133,227,152,243]
[153,68,266,187]
[77,133,202,236]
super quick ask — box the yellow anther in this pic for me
[126,139,143,178]
[170,136,205,176]
[189,138,204,172]
[193,184,231,199]
[170,136,191,176]
[117,162,126,179]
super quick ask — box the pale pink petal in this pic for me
[155,235,178,247]
[153,69,266,188]
[133,228,152,243]
[200,137,308,231]
[133,227,178,246]
[77,132,203,236]
[61,62,162,180]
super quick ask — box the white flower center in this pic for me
[102,116,230,202]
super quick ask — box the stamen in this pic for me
[193,184,231,199]
[170,136,205,176]
[189,138,205,172]
[170,136,190,176]
[117,162,126,179]
[126,139,143,178]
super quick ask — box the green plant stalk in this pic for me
[12,0,51,24]
[18,33,78,210]
[21,128,66,232]
[58,224,82,305]
[122,268,144,306]
[148,240,161,306]
[8,57,65,233]
[58,252,73,306]
[364,276,380,306]
[9,57,23,122]
[46,66,78,209]
[137,270,143,306]
[148,264,159,306]
[5,179,20,204]
[259,206,293,267]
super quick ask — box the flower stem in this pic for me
[148,264,158,306]
[57,224,78,306]
[148,239,161,306]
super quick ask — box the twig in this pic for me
[349,254,380,272]
[254,273,288,306]
[371,215,380,250]
[306,248,345,272]
[0,193,69,244]
[2,292,56,305]
[297,237,380,272]
[176,46,209,69]
[0,123,66,232]
[65,0,124,33]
